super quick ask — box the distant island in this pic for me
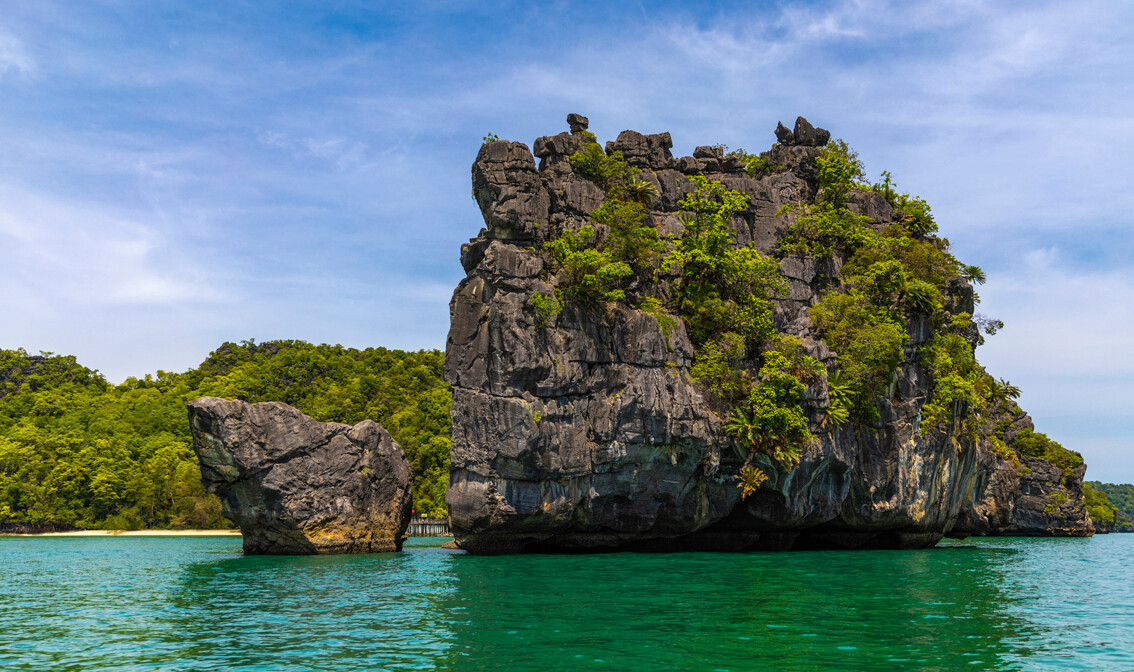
[1086,482,1132,532]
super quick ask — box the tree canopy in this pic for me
[0,341,451,530]
[1085,481,1133,532]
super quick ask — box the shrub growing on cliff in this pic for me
[591,197,664,274]
[1013,429,1083,486]
[530,292,563,329]
[817,139,866,208]
[544,225,634,304]
[777,205,874,258]
[538,140,664,309]
[570,141,637,189]
[735,465,768,499]
[667,175,785,349]
[809,293,905,421]
[1083,483,1118,528]
[728,148,784,176]
[919,331,981,432]
[623,177,658,206]
[824,368,855,427]
[868,172,937,236]
[724,352,814,470]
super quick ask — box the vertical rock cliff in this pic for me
[445,115,1092,554]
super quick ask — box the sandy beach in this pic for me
[2,530,241,537]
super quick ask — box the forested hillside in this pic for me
[0,342,451,530]
[1086,482,1133,532]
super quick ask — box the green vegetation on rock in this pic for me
[1013,429,1083,487]
[549,140,814,489]
[0,342,452,530]
[777,140,1014,435]
[534,138,665,313]
[529,127,1077,505]
[1082,482,1119,530]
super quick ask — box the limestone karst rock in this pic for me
[188,397,413,554]
[951,400,1092,537]
[444,114,1092,554]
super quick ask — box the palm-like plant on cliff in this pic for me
[823,369,854,428]
[735,465,768,500]
[962,264,987,285]
[622,178,658,206]
[722,352,812,495]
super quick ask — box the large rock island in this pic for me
[444,114,1093,554]
[188,397,413,554]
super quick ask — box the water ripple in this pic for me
[0,535,1131,670]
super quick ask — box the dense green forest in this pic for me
[1086,482,1134,532]
[0,342,451,530]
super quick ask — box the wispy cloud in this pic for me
[0,184,229,307]
[0,31,35,77]
[256,131,370,171]
[980,247,1134,378]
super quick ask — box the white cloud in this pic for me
[980,248,1134,377]
[0,31,34,77]
[0,184,228,308]
[256,130,370,171]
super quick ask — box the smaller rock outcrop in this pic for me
[774,116,832,147]
[951,401,1093,537]
[953,452,1093,537]
[188,397,413,554]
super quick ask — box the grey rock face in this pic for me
[567,113,589,134]
[792,116,831,147]
[188,397,413,554]
[775,122,794,146]
[472,140,548,242]
[952,454,1093,537]
[607,130,674,170]
[446,114,1090,553]
[950,401,1092,537]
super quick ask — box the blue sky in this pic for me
[1,0,1131,480]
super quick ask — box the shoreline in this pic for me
[1,529,242,537]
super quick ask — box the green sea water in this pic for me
[1,534,1131,671]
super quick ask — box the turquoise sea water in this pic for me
[1,534,1131,671]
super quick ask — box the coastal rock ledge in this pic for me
[188,397,413,554]
[444,114,1092,554]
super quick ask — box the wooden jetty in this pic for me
[408,517,450,537]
